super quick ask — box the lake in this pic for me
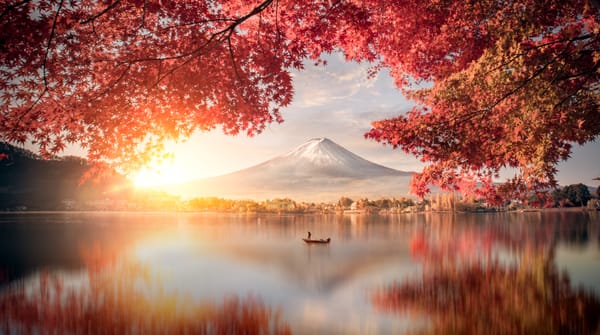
[1,210,599,334]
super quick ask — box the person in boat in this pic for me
[307,231,312,239]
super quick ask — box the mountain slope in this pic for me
[165,138,415,201]
[0,143,128,210]
[244,138,411,179]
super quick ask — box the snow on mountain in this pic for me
[165,138,415,201]
[239,137,412,179]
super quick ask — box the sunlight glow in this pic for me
[132,159,187,188]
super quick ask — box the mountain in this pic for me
[240,137,410,179]
[164,138,415,201]
[0,142,128,210]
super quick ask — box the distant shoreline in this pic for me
[1,207,597,215]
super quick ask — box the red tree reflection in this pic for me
[374,219,600,334]
[373,261,600,334]
[0,246,290,335]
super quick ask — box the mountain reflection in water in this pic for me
[0,211,599,334]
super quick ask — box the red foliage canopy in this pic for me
[1,0,299,169]
[362,0,600,201]
[1,0,599,200]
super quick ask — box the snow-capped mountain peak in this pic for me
[267,137,410,177]
[165,137,415,201]
[283,137,354,165]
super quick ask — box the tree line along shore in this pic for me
[5,182,597,214]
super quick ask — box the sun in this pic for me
[132,160,186,188]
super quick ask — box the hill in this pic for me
[0,143,127,210]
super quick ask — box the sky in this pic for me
[61,53,599,187]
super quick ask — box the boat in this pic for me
[302,238,331,244]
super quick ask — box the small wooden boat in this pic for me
[302,238,331,244]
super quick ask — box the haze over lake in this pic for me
[1,210,599,334]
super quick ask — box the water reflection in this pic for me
[372,261,600,334]
[372,211,600,334]
[0,244,291,335]
[0,211,599,334]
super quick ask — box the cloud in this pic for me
[291,56,381,108]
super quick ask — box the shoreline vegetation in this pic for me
[3,193,599,214]
[0,207,597,216]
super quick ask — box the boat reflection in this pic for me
[0,245,291,335]
[372,213,600,334]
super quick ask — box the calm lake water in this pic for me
[1,211,599,334]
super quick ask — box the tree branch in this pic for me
[147,0,274,88]
[13,0,64,135]
[42,0,64,91]
[157,18,238,32]
[80,0,121,24]
[138,0,147,29]
[0,0,31,22]
[553,60,600,110]
[113,0,274,64]
[227,32,243,83]
[89,63,133,103]
[447,33,597,125]
[275,0,281,46]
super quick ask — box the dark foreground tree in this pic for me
[1,0,599,201]
[555,183,593,206]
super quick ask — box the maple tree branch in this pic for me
[0,0,31,22]
[144,0,274,89]
[184,0,275,60]
[89,63,133,103]
[158,18,238,32]
[80,0,121,24]
[149,29,229,87]
[555,65,600,82]
[42,0,64,91]
[481,34,598,80]
[138,0,148,29]
[553,60,600,110]
[275,0,282,46]
[501,34,600,109]
[12,0,66,133]
[133,0,278,105]
[447,34,596,125]
[114,0,274,65]
[522,33,596,51]
[485,58,558,112]
[227,33,243,83]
